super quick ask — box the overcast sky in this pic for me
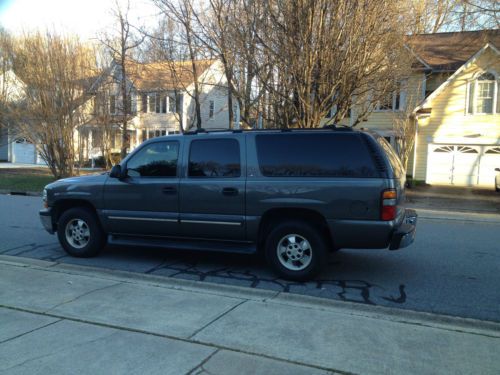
[0,0,159,40]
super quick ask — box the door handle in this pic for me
[162,186,177,194]
[222,187,238,196]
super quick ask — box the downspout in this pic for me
[412,115,418,180]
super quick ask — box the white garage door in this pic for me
[479,147,500,186]
[12,138,36,164]
[427,144,500,187]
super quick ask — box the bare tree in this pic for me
[455,0,500,30]
[153,0,207,130]
[86,47,118,169]
[405,0,457,34]
[101,0,144,159]
[0,28,14,135]
[199,0,269,128]
[11,32,95,178]
[250,0,411,128]
[393,106,418,171]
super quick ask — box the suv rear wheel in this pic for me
[264,220,327,281]
[57,207,105,257]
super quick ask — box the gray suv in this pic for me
[40,128,417,280]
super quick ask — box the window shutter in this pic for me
[497,82,500,114]
[467,81,474,114]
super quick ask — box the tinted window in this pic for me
[189,139,241,178]
[126,141,179,177]
[256,133,377,178]
[376,137,404,177]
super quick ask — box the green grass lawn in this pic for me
[0,168,56,193]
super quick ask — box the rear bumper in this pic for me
[39,208,55,234]
[389,209,417,250]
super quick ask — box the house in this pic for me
[0,69,47,164]
[358,30,500,187]
[80,59,235,162]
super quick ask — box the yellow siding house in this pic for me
[362,30,500,188]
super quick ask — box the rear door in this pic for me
[179,136,246,241]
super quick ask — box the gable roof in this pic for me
[124,59,215,91]
[407,29,500,71]
[414,42,500,113]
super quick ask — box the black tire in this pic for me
[264,220,327,281]
[57,207,105,257]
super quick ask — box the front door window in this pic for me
[126,141,179,178]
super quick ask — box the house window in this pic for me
[375,82,406,112]
[467,72,499,115]
[169,94,176,113]
[109,95,116,114]
[209,100,214,118]
[148,93,155,113]
[141,94,148,113]
[125,94,133,115]
[161,94,167,113]
[155,94,161,113]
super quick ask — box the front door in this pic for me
[179,137,246,241]
[102,140,182,237]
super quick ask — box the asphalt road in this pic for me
[1,194,499,322]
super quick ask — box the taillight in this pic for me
[381,189,397,221]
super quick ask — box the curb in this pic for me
[1,254,499,337]
[0,189,41,196]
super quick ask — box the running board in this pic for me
[108,234,257,254]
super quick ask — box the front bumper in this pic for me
[39,208,55,234]
[389,209,417,250]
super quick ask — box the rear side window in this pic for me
[256,133,378,178]
[188,138,241,178]
[376,137,404,177]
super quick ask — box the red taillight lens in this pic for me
[381,189,397,221]
[381,205,396,221]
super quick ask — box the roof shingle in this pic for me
[124,59,215,91]
[407,30,500,71]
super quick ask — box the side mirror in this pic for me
[110,165,123,179]
[495,168,500,172]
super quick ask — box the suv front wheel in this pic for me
[265,220,327,281]
[57,207,105,257]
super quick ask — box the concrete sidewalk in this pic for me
[1,255,499,375]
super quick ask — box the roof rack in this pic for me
[182,124,354,135]
[322,124,353,131]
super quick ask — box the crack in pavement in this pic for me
[186,349,220,375]
[188,300,248,340]
[0,318,62,345]
[43,282,122,314]
[149,261,391,306]
[1,328,117,373]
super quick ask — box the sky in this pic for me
[0,0,159,40]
